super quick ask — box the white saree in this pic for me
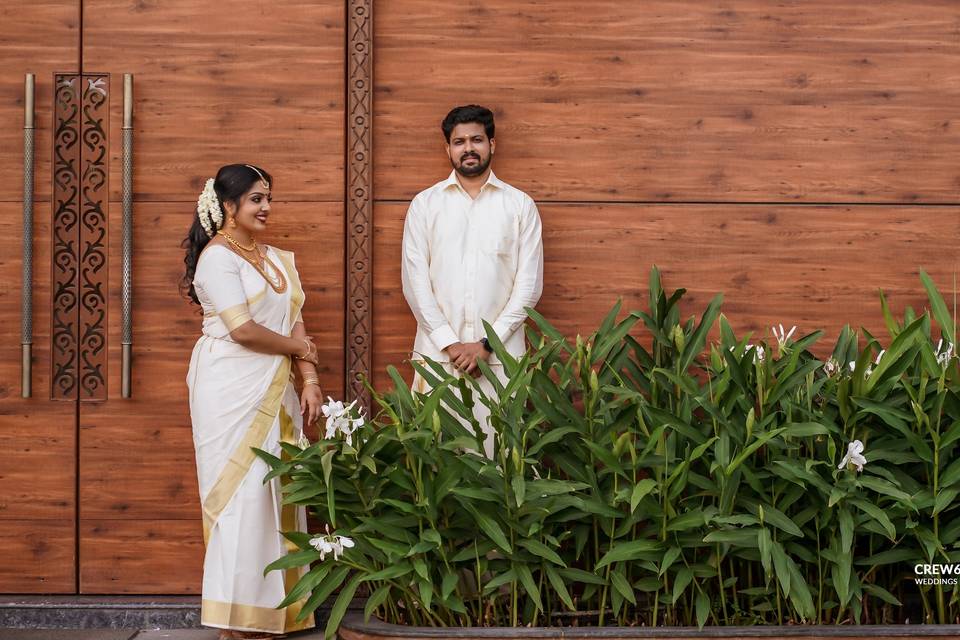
[186,244,314,634]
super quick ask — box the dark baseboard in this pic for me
[0,596,201,630]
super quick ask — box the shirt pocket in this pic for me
[483,233,515,258]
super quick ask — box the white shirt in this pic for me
[402,170,544,364]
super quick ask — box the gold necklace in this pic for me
[217,230,256,252]
[217,231,288,294]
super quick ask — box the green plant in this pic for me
[256,268,960,637]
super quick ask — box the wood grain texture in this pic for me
[0,204,77,521]
[80,519,203,593]
[78,202,344,522]
[82,0,345,202]
[374,0,960,203]
[0,520,75,593]
[0,1,78,203]
[346,0,374,410]
[372,202,960,390]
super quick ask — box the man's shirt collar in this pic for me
[442,170,504,194]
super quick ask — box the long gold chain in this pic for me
[217,231,288,294]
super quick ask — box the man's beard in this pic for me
[452,152,491,177]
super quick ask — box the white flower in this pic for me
[772,324,797,349]
[321,397,365,445]
[823,357,840,377]
[848,360,873,376]
[728,344,764,363]
[937,339,954,368]
[838,440,867,472]
[297,431,311,448]
[309,527,355,561]
[874,349,885,365]
[196,178,222,237]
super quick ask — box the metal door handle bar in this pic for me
[22,74,35,398]
[121,74,133,398]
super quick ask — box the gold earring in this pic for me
[229,217,237,228]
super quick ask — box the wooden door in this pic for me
[73,0,345,593]
[0,2,81,593]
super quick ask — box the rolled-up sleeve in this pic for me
[401,198,459,352]
[491,197,544,342]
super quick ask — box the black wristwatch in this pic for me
[481,337,493,353]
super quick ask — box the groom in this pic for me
[401,104,544,456]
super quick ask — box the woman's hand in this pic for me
[300,383,324,426]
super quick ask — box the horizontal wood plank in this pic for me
[80,519,203,593]
[374,0,960,203]
[82,0,345,201]
[0,520,75,593]
[373,202,960,389]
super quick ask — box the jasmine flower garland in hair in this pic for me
[196,178,222,237]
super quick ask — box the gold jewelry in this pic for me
[217,231,288,294]
[302,377,320,386]
[245,164,271,190]
[229,217,237,228]
[295,338,312,360]
[218,230,255,252]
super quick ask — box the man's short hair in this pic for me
[441,105,495,142]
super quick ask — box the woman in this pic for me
[181,164,322,639]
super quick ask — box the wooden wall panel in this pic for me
[0,204,76,520]
[372,202,960,390]
[83,0,345,202]
[79,202,343,520]
[373,0,960,203]
[80,520,204,593]
[0,201,76,592]
[0,1,78,203]
[0,521,76,592]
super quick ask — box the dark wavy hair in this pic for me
[441,105,495,142]
[179,164,273,305]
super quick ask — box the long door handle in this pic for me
[22,74,35,398]
[121,74,134,398]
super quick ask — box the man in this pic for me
[401,104,544,457]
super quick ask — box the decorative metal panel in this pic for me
[51,74,81,400]
[79,75,109,401]
[51,73,110,400]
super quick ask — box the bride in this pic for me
[180,164,321,639]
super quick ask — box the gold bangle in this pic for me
[295,338,311,359]
[303,378,320,386]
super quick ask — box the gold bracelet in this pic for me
[295,338,311,359]
[303,377,320,386]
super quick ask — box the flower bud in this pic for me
[671,324,686,351]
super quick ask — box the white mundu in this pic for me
[401,170,544,454]
[186,244,313,634]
